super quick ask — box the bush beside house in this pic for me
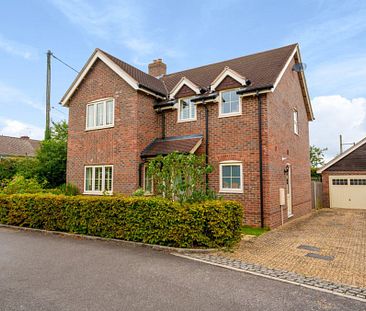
[0,194,242,248]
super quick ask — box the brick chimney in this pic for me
[20,136,30,139]
[148,59,166,78]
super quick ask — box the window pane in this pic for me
[190,101,196,119]
[222,178,232,189]
[232,165,240,177]
[144,167,153,193]
[180,98,195,120]
[222,102,231,114]
[231,178,241,189]
[230,100,239,113]
[222,91,230,102]
[222,166,231,177]
[94,167,103,191]
[106,100,114,125]
[85,167,93,191]
[104,166,112,191]
[87,105,94,128]
[96,102,104,126]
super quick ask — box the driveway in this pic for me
[221,209,366,288]
[0,227,363,310]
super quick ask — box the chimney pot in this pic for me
[148,58,166,78]
[20,136,30,140]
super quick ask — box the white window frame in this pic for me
[177,97,196,122]
[293,109,299,135]
[84,165,113,195]
[219,89,242,118]
[86,98,115,130]
[219,161,243,193]
[143,165,154,195]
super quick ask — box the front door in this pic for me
[285,165,293,217]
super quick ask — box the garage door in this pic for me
[329,175,366,209]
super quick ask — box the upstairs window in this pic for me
[219,90,241,117]
[178,97,196,122]
[84,165,113,194]
[293,109,299,135]
[86,98,114,130]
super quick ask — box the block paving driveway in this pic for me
[220,208,366,288]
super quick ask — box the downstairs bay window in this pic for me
[84,165,113,194]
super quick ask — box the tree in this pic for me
[310,145,327,168]
[36,120,68,188]
[147,152,214,203]
[310,145,327,180]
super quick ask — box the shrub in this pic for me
[0,158,18,181]
[0,194,243,248]
[1,175,46,194]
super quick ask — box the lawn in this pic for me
[240,226,269,236]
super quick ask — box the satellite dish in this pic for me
[292,63,307,72]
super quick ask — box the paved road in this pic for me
[0,228,364,311]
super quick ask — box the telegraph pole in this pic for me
[45,50,52,140]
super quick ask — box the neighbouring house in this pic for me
[317,137,366,209]
[0,135,40,158]
[61,43,314,228]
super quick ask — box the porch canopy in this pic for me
[141,134,203,158]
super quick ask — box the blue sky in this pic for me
[0,0,365,158]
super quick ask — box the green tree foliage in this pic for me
[310,145,327,168]
[310,145,327,180]
[36,120,68,188]
[0,158,18,181]
[147,152,214,203]
[15,157,39,179]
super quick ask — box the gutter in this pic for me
[237,84,273,95]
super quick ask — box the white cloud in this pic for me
[0,118,44,140]
[0,34,38,60]
[0,82,43,111]
[310,95,366,160]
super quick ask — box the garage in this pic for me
[318,137,366,209]
[329,175,366,209]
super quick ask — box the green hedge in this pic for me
[0,194,243,248]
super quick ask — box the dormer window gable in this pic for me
[169,77,201,99]
[211,67,247,91]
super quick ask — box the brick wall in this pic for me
[67,59,158,194]
[265,58,312,227]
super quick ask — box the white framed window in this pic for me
[219,89,241,117]
[219,161,243,193]
[293,109,299,135]
[84,165,113,194]
[178,97,196,122]
[86,98,114,130]
[144,165,153,194]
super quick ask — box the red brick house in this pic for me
[61,44,314,228]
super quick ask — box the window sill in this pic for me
[85,125,114,131]
[219,189,244,194]
[288,213,294,218]
[218,113,242,119]
[83,191,113,196]
[177,118,197,123]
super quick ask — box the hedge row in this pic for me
[0,194,243,248]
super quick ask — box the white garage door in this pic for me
[329,175,366,209]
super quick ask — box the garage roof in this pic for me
[317,136,366,173]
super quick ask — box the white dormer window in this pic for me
[219,89,241,117]
[178,97,196,122]
[293,109,299,135]
[86,98,114,130]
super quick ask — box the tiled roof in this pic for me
[100,49,167,96]
[0,136,41,157]
[141,134,203,158]
[161,44,297,93]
